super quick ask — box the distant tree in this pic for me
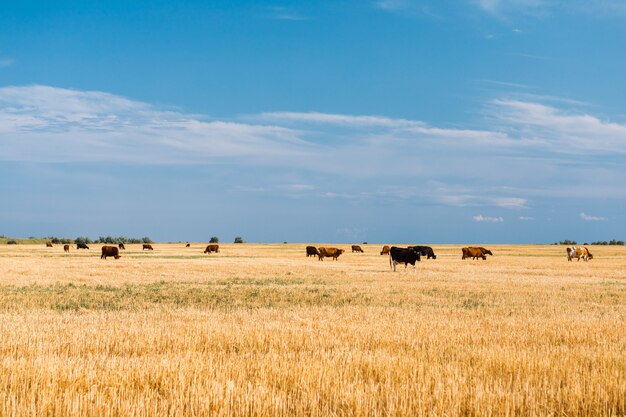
[75,236,93,245]
[234,236,244,244]
[209,236,219,243]
[141,237,153,243]
[51,237,61,244]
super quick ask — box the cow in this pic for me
[63,244,70,252]
[118,243,126,250]
[318,247,345,261]
[46,242,53,247]
[204,244,219,254]
[380,245,391,255]
[76,243,89,250]
[185,243,190,247]
[408,245,437,259]
[389,246,421,272]
[101,245,121,260]
[142,244,154,251]
[306,246,320,257]
[351,245,364,253]
[462,247,492,260]
[567,246,593,262]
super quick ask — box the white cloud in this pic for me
[264,6,307,20]
[374,0,413,11]
[473,215,504,223]
[0,85,311,164]
[580,212,608,221]
[2,84,625,211]
[472,0,626,17]
[0,58,13,68]
[519,216,534,220]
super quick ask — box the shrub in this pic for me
[7,239,17,245]
[209,236,219,243]
[234,236,244,244]
[141,237,153,244]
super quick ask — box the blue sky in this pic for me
[1,0,625,243]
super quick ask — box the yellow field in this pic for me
[0,243,624,416]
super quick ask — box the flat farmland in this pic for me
[0,243,624,416]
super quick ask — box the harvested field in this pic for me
[0,243,624,416]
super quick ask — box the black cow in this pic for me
[306,246,320,257]
[408,245,437,259]
[118,243,126,250]
[76,243,89,250]
[389,246,421,272]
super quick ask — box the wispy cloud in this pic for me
[473,215,504,223]
[580,212,608,221]
[263,6,307,20]
[472,0,626,17]
[2,84,625,212]
[0,58,13,68]
[519,216,534,220]
[374,0,409,11]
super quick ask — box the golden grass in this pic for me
[0,243,624,416]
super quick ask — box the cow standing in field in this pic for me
[186,243,190,247]
[204,244,219,254]
[567,246,593,261]
[76,243,89,250]
[46,242,53,247]
[63,244,70,252]
[408,245,437,259]
[351,245,364,253]
[380,245,390,255]
[118,243,126,250]
[101,245,121,260]
[462,247,493,260]
[318,247,344,261]
[142,244,154,251]
[306,246,320,257]
[389,246,421,272]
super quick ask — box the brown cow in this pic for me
[185,243,190,247]
[462,247,493,260]
[142,244,154,251]
[118,243,126,250]
[318,247,345,261]
[567,246,593,262]
[63,244,70,252]
[351,245,364,253]
[101,245,121,259]
[46,242,53,247]
[380,245,390,255]
[306,246,320,257]
[204,244,219,254]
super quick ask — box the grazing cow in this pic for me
[318,247,345,261]
[408,245,437,259]
[389,246,421,272]
[63,244,70,252]
[46,242,53,247]
[204,244,219,254]
[76,243,89,250]
[306,246,320,257]
[186,243,190,247]
[567,246,593,262]
[101,245,121,260]
[118,243,126,250]
[351,245,364,253]
[380,245,391,255]
[142,244,154,251]
[462,247,493,260]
